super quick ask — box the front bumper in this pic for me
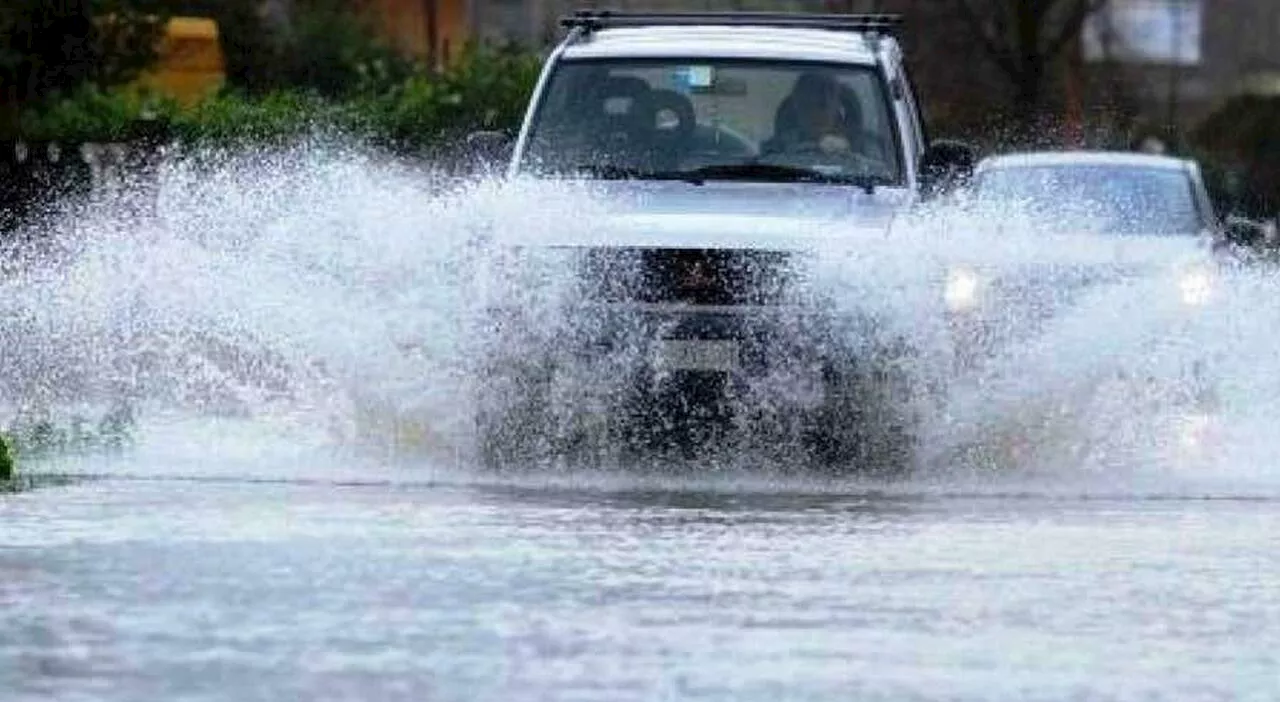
[555,301,838,406]
[937,260,1221,375]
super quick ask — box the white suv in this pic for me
[466,11,975,471]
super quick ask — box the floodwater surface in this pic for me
[4,466,1278,702]
[4,148,1280,701]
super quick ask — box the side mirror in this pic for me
[920,139,977,200]
[461,130,515,172]
[1222,215,1269,249]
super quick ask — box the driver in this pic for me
[763,73,867,162]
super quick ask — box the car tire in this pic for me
[805,341,919,476]
[473,355,558,471]
[473,346,628,471]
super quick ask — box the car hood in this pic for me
[492,179,908,251]
[936,227,1214,273]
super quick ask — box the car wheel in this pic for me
[473,348,631,471]
[473,354,559,471]
[805,342,919,476]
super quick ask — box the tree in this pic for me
[1193,95,1280,220]
[0,1,168,108]
[0,433,12,482]
[171,0,417,97]
[274,0,418,98]
[952,0,1108,114]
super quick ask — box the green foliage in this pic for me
[5,406,135,461]
[11,42,543,152]
[0,0,168,105]
[0,426,90,492]
[174,0,419,98]
[1,3,96,106]
[1,473,77,493]
[169,90,342,145]
[1192,95,1280,219]
[358,43,542,148]
[91,0,171,87]
[0,433,12,481]
[282,0,420,98]
[14,83,179,142]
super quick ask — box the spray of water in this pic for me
[3,142,1279,496]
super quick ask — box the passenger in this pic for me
[588,76,657,168]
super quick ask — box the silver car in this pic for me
[931,150,1237,466]
[950,150,1225,369]
[465,12,976,472]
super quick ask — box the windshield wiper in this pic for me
[566,163,893,193]
[568,164,707,184]
[673,163,892,193]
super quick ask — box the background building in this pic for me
[359,0,471,68]
[1083,0,1280,126]
[435,0,1280,142]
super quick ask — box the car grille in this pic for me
[576,247,797,306]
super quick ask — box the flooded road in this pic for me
[4,466,1278,702]
[5,149,1280,700]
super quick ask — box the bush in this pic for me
[280,0,420,99]
[176,0,420,98]
[169,90,342,145]
[0,0,169,107]
[3,407,135,461]
[357,42,542,150]
[1192,95,1280,220]
[0,434,12,481]
[13,83,180,142]
[9,42,543,154]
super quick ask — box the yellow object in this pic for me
[131,17,226,106]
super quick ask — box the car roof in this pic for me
[560,26,881,65]
[975,150,1195,173]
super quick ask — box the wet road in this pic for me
[4,137,1280,701]
[4,470,1277,702]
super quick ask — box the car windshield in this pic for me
[518,58,903,185]
[970,163,1205,236]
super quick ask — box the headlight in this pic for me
[1177,267,1213,307]
[1173,411,1215,461]
[944,266,982,312]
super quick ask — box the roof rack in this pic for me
[559,10,903,35]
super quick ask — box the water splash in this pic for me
[4,142,1280,496]
[3,144,466,470]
